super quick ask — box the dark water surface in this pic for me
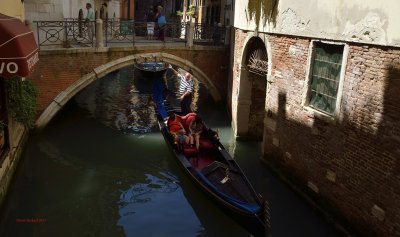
[0,66,342,237]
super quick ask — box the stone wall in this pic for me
[232,28,400,237]
[0,120,28,208]
[231,29,254,136]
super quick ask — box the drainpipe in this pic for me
[224,25,230,46]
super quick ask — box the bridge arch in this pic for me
[36,52,221,128]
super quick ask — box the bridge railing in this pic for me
[34,20,95,49]
[193,23,226,46]
[103,20,187,46]
[33,19,229,49]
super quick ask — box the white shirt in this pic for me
[178,74,193,96]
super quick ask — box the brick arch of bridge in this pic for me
[35,52,223,129]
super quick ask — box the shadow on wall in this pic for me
[247,0,279,28]
[381,66,400,169]
[266,62,400,236]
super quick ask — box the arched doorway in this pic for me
[236,37,268,140]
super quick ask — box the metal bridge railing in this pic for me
[103,20,187,46]
[33,19,229,49]
[194,23,226,46]
[34,20,95,49]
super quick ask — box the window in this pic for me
[308,42,344,115]
[0,78,9,161]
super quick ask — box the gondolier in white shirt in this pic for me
[173,69,193,115]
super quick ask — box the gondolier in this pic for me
[177,70,193,115]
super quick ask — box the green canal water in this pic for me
[0,66,342,237]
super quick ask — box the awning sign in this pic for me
[0,14,39,78]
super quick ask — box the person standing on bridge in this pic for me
[146,6,156,40]
[85,3,95,40]
[155,5,166,41]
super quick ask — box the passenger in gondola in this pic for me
[167,113,191,145]
[188,116,203,150]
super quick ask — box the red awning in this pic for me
[0,13,39,78]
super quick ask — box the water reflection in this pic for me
[117,172,202,237]
[75,68,158,135]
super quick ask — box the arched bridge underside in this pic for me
[30,46,229,128]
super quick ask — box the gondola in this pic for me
[134,61,169,78]
[135,62,271,237]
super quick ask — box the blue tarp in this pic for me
[152,78,168,119]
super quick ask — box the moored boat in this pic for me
[134,61,168,78]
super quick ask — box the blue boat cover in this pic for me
[152,78,168,119]
[196,171,261,214]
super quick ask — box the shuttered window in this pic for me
[309,42,344,114]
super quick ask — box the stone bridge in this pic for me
[28,44,230,128]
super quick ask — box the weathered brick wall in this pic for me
[231,29,249,125]
[248,72,266,139]
[28,47,229,115]
[263,34,400,237]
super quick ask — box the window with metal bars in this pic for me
[309,42,344,115]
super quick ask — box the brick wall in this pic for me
[28,47,229,115]
[248,73,266,139]
[231,29,248,127]
[233,28,400,237]
[265,35,400,237]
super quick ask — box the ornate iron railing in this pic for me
[34,19,226,49]
[103,20,187,46]
[247,49,268,76]
[34,20,95,49]
[194,23,225,45]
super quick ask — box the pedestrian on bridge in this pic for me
[155,5,166,41]
[85,3,95,40]
[146,6,155,40]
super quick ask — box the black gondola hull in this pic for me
[158,121,270,237]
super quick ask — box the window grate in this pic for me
[308,42,344,114]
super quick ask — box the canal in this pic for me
[0,66,343,237]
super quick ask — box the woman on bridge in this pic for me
[155,5,166,41]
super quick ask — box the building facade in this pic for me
[24,0,121,21]
[230,0,400,236]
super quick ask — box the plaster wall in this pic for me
[24,0,65,20]
[234,0,400,47]
[0,0,25,20]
